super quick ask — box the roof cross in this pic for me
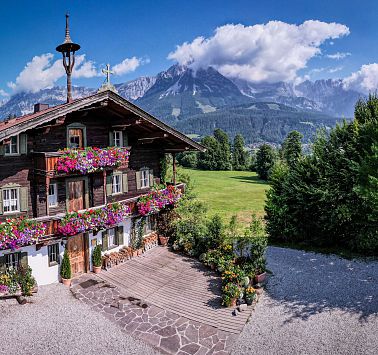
[102,64,113,85]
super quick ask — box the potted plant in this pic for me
[158,235,169,246]
[92,245,102,274]
[60,249,72,286]
[222,283,240,307]
[245,286,256,305]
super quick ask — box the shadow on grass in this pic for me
[230,175,268,185]
[265,246,378,323]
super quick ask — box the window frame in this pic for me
[112,173,122,195]
[4,135,19,156]
[48,243,60,267]
[2,187,20,214]
[108,228,117,249]
[48,183,58,208]
[5,252,21,270]
[113,130,123,147]
[140,168,149,189]
[66,123,87,149]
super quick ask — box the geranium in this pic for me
[137,185,182,216]
[0,217,47,251]
[56,147,130,175]
[58,202,131,237]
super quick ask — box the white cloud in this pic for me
[343,63,378,93]
[328,66,343,73]
[0,89,9,97]
[8,53,100,93]
[326,52,351,60]
[168,20,350,83]
[112,57,144,76]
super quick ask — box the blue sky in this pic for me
[1,0,378,96]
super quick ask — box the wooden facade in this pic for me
[0,90,203,228]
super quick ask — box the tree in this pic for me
[281,130,303,168]
[197,136,220,170]
[214,129,232,170]
[255,144,276,180]
[232,134,248,170]
[177,152,198,168]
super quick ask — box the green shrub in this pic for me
[92,245,102,268]
[17,266,36,296]
[222,282,241,306]
[60,249,72,280]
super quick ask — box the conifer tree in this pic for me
[232,134,248,170]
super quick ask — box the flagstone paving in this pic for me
[71,247,260,354]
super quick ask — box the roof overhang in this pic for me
[0,90,205,152]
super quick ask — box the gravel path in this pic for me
[232,247,378,355]
[0,283,157,355]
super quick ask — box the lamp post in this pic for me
[56,14,81,103]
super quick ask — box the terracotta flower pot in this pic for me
[230,298,237,307]
[93,266,101,274]
[255,272,267,284]
[132,250,138,257]
[159,236,169,246]
[61,278,71,287]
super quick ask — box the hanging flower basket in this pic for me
[0,217,47,251]
[137,185,182,216]
[56,147,130,175]
[58,202,131,237]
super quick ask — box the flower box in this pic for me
[137,185,182,216]
[58,202,131,237]
[0,217,47,251]
[56,147,130,175]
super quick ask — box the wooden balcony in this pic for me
[32,151,129,177]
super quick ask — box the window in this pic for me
[68,129,84,149]
[48,183,58,207]
[4,136,19,155]
[48,243,59,266]
[3,188,19,213]
[112,174,122,195]
[5,252,20,270]
[140,169,149,188]
[113,131,123,147]
[108,228,116,249]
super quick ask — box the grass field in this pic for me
[182,168,269,225]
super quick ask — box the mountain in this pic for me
[0,64,364,144]
[115,76,156,101]
[136,65,250,124]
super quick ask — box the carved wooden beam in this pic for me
[138,133,168,141]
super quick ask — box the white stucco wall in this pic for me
[0,242,64,286]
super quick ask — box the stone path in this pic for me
[71,247,261,354]
[71,274,241,354]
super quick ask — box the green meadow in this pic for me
[182,168,269,225]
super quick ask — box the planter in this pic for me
[246,293,256,305]
[210,263,216,270]
[93,266,101,274]
[230,298,237,307]
[61,278,71,287]
[254,272,267,284]
[132,250,138,257]
[158,236,169,246]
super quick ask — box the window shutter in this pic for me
[102,231,108,252]
[122,173,128,193]
[149,169,154,187]
[20,252,28,268]
[122,132,128,147]
[109,131,114,147]
[20,187,28,212]
[0,191,3,215]
[116,226,124,246]
[106,174,113,196]
[136,171,141,190]
[19,134,27,154]
[0,255,6,273]
[0,144,5,156]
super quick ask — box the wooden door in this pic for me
[68,180,85,212]
[68,129,83,149]
[67,233,86,276]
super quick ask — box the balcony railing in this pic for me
[33,147,130,177]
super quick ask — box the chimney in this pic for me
[34,103,49,113]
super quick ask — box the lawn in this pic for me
[182,168,269,225]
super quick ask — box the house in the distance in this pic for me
[0,16,203,286]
